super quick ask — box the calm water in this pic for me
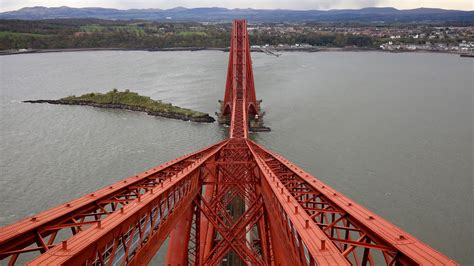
[0,51,472,264]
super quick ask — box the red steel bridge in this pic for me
[0,20,458,266]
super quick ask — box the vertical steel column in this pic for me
[166,202,194,265]
[256,212,272,265]
[199,161,218,262]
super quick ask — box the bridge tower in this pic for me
[219,20,265,132]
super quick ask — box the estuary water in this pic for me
[0,51,472,264]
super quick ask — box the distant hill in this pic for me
[1,6,473,22]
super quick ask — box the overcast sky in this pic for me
[1,0,472,12]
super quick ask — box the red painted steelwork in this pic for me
[248,140,350,266]
[0,19,459,266]
[166,201,194,265]
[224,20,257,139]
[196,139,264,265]
[0,140,227,265]
[248,139,458,265]
[25,141,228,265]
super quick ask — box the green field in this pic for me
[0,31,50,37]
[80,25,146,34]
[177,31,208,37]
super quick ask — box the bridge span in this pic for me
[0,20,457,265]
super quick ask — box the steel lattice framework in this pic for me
[0,20,458,266]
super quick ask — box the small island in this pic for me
[24,89,215,123]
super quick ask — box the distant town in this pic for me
[246,23,474,53]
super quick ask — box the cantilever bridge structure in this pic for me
[0,20,457,266]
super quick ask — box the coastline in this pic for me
[0,46,466,56]
[0,47,227,56]
[23,99,216,123]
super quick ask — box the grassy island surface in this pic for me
[25,89,214,122]
[62,89,207,118]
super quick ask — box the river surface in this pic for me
[0,51,472,264]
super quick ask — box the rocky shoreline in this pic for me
[24,99,215,123]
[0,47,228,56]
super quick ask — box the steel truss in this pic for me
[0,20,457,266]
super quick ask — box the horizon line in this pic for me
[1,5,473,13]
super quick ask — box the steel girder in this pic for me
[1,139,457,265]
[198,139,264,265]
[248,140,458,266]
[0,141,227,265]
[22,141,228,265]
